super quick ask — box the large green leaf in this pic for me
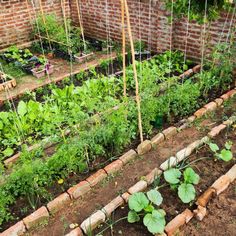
[178,183,196,203]
[164,168,181,184]
[128,192,149,212]
[17,101,27,117]
[143,209,166,234]
[219,149,233,162]
[128,210,140,223]
[147,189,163,206]
[183,167,200,185]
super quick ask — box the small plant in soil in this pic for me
[128,190,166,234]
[164,167,200,203]
[208,141,233,162]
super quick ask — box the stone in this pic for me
[211,175,231,195]
[86,169,107,187]
[162,127,177,139]
[101,196,124,217]
[197,187,216,207]
[1,221,26,236]
[225,164,236,182]
[137,140,152,155]
[80,210,106,234]
[208,124,226,138]
[194,108,207,118]
[119,149,137,164]
[23,206,49,230]
[67,181,91,199]
[128,180,148,194]
[145,168,162,185]
[151,133,165,146]
[47,193,71,214]
[160,156,177,171]
[104,160,123,175]
[194,205,207,221]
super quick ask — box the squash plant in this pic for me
[164,167,200,203]
[128,190,166,235]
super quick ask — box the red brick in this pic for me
[221,93,230,101]
[1,221,26,236]
[47,192,71,214]
[101,196,124,217]
[193,205,207,221]
[204,102,217,112]
[192,65,201,73]
[214,98,224,106]
[119,149,137,164]
[67,181,91,199]
[194,108,207,118]
[23,206,49,230]
[211,175,231,195]
[208,124,226,138]
[86,169,107,187]
[197,187,216,207]
[162,126,177,139]
[65,227,83,236]
[137,140,152,155]
[104,160,123,175]
[151,133,165,146]
[145,168,162,185]
[165,209,193,235]
[226,89,236,98]
[225,164,236,182]
[128,180,148,194]
[121,192,131,203]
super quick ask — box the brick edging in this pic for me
[2,88,236,235]
[64,114,236,236]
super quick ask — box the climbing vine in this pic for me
[165,0,233,24]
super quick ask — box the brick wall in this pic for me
[0,0,70,49]
[0,0,235,62]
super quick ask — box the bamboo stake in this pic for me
[75,0,87,52]
[38,0,52,50]
[123,0,143,142]
[121,0,126,97]
[35,34,70,47]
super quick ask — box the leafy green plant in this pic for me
[165,0,232,24]
[208,141,233,162]
[128,190,166,234]
[164,167,200,203]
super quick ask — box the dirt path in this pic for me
[25,100,236,236]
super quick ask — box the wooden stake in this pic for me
[75,0,86,52]
[121,0,126,97]
[124,0,143,143]
[38,0,52,50]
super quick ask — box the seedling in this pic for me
[164,167,200,203]
[208,141,233,162]
[128,190,166,235]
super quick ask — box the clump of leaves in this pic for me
[128,190,166,235]
[164,167,200,203]
[208,141,233,162]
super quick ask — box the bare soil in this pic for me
[25,100,236,236]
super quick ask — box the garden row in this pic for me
[0,43,234,231]
[78,112,236,236]
[17,90,236,236]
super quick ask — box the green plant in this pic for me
[164,167,200,203]
[208,141,233,162]
[165,0,232,24]
[128,190,166,234]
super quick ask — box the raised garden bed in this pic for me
[0,72,16,91]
